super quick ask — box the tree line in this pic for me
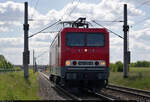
[0,55,14,69]
[110,60,150,72]
[130,61,150,67]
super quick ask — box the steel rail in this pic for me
[39,72,82,101]
[87,90,116,101]
[53,85,82,101]
[107,84,150,99]
[108,84,150,95]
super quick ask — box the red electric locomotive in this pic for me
[49,18,109,91]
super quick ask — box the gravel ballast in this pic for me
[37,73,66,100]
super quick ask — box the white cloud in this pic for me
[0,27,9,32]
[0,0,145,32]
[144,19,150,28]
[0,0,149,65]
[0,37,23,48]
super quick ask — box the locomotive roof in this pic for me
[60,27,108,33]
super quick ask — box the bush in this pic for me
[110,61,123,72]
[131,61,150,67]
[110,60,150,72]
[0,55,14,69]
[115,61,123,72]
[110,63,117,72]
[14,67,21,71]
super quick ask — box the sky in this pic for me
[0,0,150,65]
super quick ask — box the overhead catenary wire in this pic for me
[68,0,80,17]
[29,0,81,38]
[40,31,59,33]
[30,0,40,20]
[135,0,150,9]
[57,0,77,21]
[35,49,49,65]
[36,50,49,59]
[29,0,79,38]
[131,16,150,27]
[109,0,150,25]
[28,19,54,21]
[93,20,123,22]
[92,20,124,39]
[28,20,61,38]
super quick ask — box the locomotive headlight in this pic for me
[65,60,71,66]
[100,60,106,66]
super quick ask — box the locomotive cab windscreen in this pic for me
[66,32,105,47]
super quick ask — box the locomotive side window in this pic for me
[66,32,84,46]
[87,33,105,47]
[58,35,60,47]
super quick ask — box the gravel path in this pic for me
[37,73,66,100]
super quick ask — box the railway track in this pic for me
[39,72,116,101]
[41,71,150,100]
[92,92,116,101]
[105,84,150,100]
[39,72,82,100]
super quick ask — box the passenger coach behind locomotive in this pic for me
[49,18,109,90]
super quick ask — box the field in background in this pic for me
[109,67,150,91]
[0,70,40,100]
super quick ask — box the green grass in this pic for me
[0,70,41,100]
[109,67,150,91]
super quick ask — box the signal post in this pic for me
[23,2,30,79]
[123,4,130,78]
